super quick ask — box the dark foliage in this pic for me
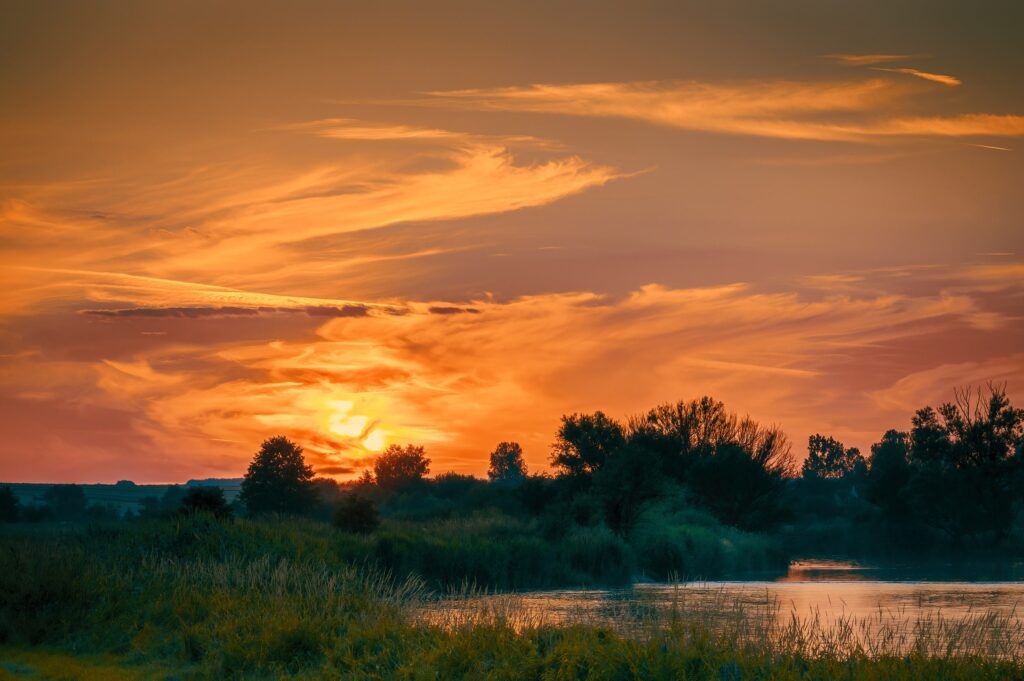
[180,486,233,519]
[43,484,87,521]
[333,493,380,534]
[550,411,626,478]
[487,441,528,482]
[0,486,19,522]
[802,434,866,479]
[240,436,316,515]
[372,444,430,492]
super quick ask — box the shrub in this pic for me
[180,486,233,520]
[334,493,380,534]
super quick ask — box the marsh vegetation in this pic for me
[2,385,1023,678]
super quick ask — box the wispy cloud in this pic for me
[825,53,923,66]
[428,79,902,142]
[968,143,1012,151]
[873,67,961,87]
[427,77,1022,143]
[866,114,1024,137]
[19,274,1012,477]
[1,122,623,313]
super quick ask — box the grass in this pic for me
[2,517,1024,679]
[0,647,172,680]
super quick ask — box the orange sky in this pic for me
[1,1,1023,482]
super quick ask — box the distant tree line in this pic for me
[3,384,1021,560]
[0,480,233,524]
[788,385,1024,553]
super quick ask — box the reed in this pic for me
[2,517,1023,680]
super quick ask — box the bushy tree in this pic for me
[551,412,626,477]
[802,434,864,479]
[0,486,19,522]
[629,397,794,480]
[333,493,380,534]
[628,398,794,530]
[487,441,528,482]
[180,486,233,519]
[43,484,87,521]
[373,444,430,491]
[865,430,911,515]
[688,443,789,531]
[240,436,316,515]
[906,385,1024,544]
[594,443,662,534]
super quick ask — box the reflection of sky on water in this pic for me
[422,560,1024,652]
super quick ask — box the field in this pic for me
[2,517,1023,680]
[6,480,243,516]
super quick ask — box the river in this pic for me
[421,559,1024,655]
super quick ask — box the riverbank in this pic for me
[3,517,1024,679]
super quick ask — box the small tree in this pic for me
[240,436,316,515]
[333,493,380,534]
[180,486,233,519]
[43,484,87,521]
[802,434,864,479]
[0,486,19,522]
[487,441,528,482]
[372,444,430,491]
[551,412,626,478]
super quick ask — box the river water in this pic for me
[422,560,1024,654]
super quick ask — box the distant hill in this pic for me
[0,479,244,512]
[186,478,244,488]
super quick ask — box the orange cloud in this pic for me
[429,77,1024,142]
[873,67,961,87]
[51,276,1016,478]
[0,122,622,312]
[864,114,1024,137]
[825,54,922,66]
[429,79,903,142]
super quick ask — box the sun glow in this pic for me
[320,398,387,454]
[361,430,387,452]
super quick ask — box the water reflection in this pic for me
[421,559,1024,655]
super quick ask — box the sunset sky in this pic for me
[2,1,1022,482]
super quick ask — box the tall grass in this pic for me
[2,518,1024,679]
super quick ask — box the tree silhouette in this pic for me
[594,443,661,534]
[180,486,232,519]
[688,442,789,530]
[865,429,910,516]
[802,434,864,479]
[0,486,19,522]
[551,412,625,477]
[906,384,1024,544]
[487,441,528,482]
[629,397,794,480]
[373,444,430,491]
[240,436,316,515]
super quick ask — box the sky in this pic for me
[1,0,1022,482]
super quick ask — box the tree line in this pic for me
[3,384,1022,556]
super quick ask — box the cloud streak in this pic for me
[428,76,1023,142]
[825,53,923,66]
[16,271,1013,479]
[1,121,624,312]
[873,67,961,87]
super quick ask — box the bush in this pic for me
[180,486,233,520]
[333,493,380,534]
[631,497,787,580]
